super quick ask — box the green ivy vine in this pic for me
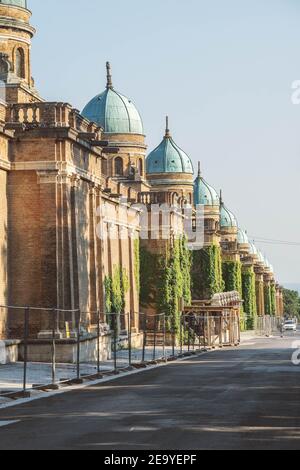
[134,238,140,296]
[242,266,257,329]
[222,260,243,296]
[140,237,192,333]
[265,283,276,316]
[104,265,129,314]
[270,284,277,316]
[264,283,272,316]
[192,245,224,300]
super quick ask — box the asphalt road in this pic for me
[0,334,300,450]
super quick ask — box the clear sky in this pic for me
[29,0,300,284]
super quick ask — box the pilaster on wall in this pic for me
[36,170,59,309]
[0,169,8,338]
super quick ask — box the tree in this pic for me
[283,289,300,318]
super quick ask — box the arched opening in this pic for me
[115,157,124,176]
[138,158,143,176]
[15,48,25,79]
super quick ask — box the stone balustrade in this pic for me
[6,102,102,137]
[138,191,186,207]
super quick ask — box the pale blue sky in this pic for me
[30,0,300,284]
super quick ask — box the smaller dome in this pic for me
[194,163,219,206]
[264,258,274,273]
[257,251,265,264]
[220,193,238,228]
[146,117,194,175]
[249,242,258,256]
[238,229,249,245]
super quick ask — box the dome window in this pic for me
[139,158,143,176]
[115,157,124,176]
[15,48,25,79]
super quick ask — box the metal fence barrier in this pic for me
[0,306,241,399]
[255,315,282,337]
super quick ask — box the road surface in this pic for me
[0,334,300,450]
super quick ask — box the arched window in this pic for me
[138,158,143,176]
[115,157,124,176]
[15,48,25,79]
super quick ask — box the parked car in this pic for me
[283,320,297,332]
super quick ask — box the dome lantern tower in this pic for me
[0,0,39,101]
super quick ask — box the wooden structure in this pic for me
[184,291,242,347]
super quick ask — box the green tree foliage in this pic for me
[242,267,257,329]
[283,288,300,318]
[192,245,224,300]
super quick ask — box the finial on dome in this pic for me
[165,116,171,138]
[220,189,223,205]
[198,162,202,177]
[106,62,113,89]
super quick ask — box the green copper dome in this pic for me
[82,63,144,135]
[257,251,265,264]
[0,0,27,7]
[237,229,249,245]
[146,118,194,175]
[264,257,274,272]
[249,243,258,256]
[220,194,238,228]
[194,163,219,206]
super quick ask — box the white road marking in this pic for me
[0,420,20,428]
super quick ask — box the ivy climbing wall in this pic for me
[192,245,224,300]
[222,260,243,297]
[264,284,271,316]
[242,266,257,329]
[140,237,192,332]
[264,283,276,316]
[270,283,276,315]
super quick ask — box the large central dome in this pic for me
[82,63,144,135]
[0,0,27,7]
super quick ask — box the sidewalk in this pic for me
[0,345,187,396]
[240,330,259,342]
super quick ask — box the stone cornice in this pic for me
[108,142,147,151]
[147,179,193,186]
[10,160,103,185]
[0,157,10,171]
[0,16,36,37]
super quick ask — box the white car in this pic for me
[283,320,297,332]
